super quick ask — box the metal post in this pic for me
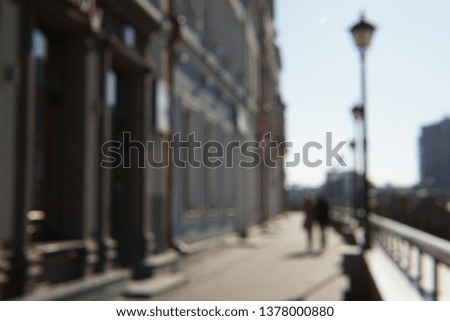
[406,242,412,277]
[350,140,358,220]
[432,258,439,300]
[416,249,423,292]
[360,49,371,250]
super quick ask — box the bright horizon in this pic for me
[276,0,450,189]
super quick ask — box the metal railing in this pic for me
[370,214,450,300]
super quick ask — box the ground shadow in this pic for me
[238,241,263,250]
[286,249,324,259]
[286,270,343,301]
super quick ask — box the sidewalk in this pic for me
[151,212,349,301]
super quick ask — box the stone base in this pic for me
[16,269,131,301]
[133,249,181,279]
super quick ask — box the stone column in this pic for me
[82,36,102,275]
[5,1,37,298]
[98,49,118,271]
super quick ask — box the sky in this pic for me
[276,0,450,188]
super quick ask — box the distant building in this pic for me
[286,186,320,210]
[419,117,450,192]
[323,170,366,209]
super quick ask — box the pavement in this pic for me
[150,211,350,301]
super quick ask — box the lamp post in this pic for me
[350,14,376,250]
[349,137,358,219]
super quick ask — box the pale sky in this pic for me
[276,0,450,188]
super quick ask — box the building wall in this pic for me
[0,0,165,299]
[169,0,268,245]
[0,0,285,299]
[0,0,19,245]
[0,0,20,299]
[420,118,450,191]
[257,0,285,220]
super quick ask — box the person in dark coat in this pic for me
[302,194,315,252]
[315,196,329,250]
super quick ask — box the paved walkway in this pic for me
[151,212,350,301]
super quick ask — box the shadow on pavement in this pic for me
[286,270,343,301]
[286,250,324,259]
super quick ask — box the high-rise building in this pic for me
[419,117,450,191]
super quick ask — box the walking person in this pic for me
[315,196,330,251]
[301,194,315,252]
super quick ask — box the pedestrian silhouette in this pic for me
[301,194,316,252]
[315,196,329,250]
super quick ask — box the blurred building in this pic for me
[323,170,366,209]
[0,0,284,300]
[257,3,285,222]
[286,185,320,210]
[419,117,450,192]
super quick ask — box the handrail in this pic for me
[370,214,450,267]
[369,213,450,300]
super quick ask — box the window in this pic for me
[30,27,75,241]
[122,25,136,48]
[223,132,235,211]
[204,121,220,211]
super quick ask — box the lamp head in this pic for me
[350,13,376,50]
[352,105,365,120]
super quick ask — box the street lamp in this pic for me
[349,139,358,218]
[350,14,376,250]
[351,105,363,225]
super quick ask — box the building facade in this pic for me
[169,0,284,246]
[419,118,450,192]
[0,0,284,300]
